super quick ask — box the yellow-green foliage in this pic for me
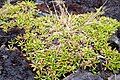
[0,1,120,80]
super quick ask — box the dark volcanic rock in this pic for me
[108,74,120,80]
[0,1,3,8]
[36,0,120,20]
[103,0,120,20]
[78,0,103,8]
[0,28,7,46]
[0,27,33,80]
[0,27,25,47]
[36,0,103,14]
[0,45,34,80]
[108,28,120,52]
[63,69,103,80]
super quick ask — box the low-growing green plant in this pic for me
[0,1,120,80]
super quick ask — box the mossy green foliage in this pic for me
[0,1,120,80]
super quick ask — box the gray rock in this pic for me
[103,0,120,20]
[63,69,103,80]
[0,45,34,80]
[108,74,120,80]
[108,28,120,52]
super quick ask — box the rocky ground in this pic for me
[0,27,34,80]
[103,0,120,20]
[36,0,120,21]
[63,69,120,80]
[0,45,34,80]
